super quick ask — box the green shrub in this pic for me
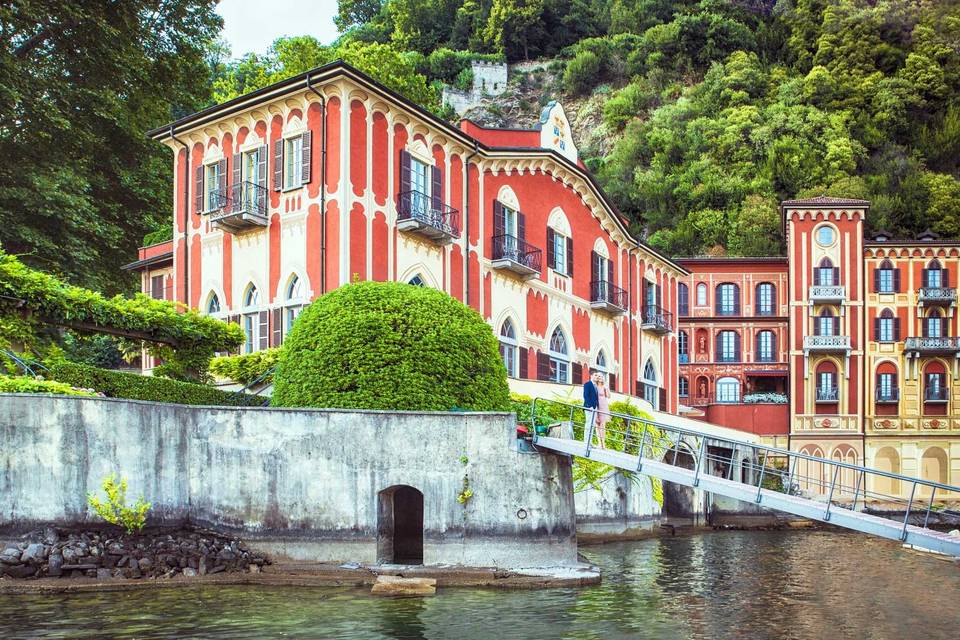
[48,361,263,406]
[563,50,602,95]
[142,227,173,246]
[0,374,95,396]
[271,281,510,411]
[210,348,280,386]
[87,474,150,534]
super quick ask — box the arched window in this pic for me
[678,283,689,316]
[499,319,518,378]
[696,283,707,306]
[923,361,947,403]
[875,309,898,342]
[875,259,898,293]
[679,376,689,398]
[921,447,949,486]
[755,282,775,316]
[816,258,837,286]
[716,377,740,403]
[924,259,946,288]
[242,284,261,354]
[642,359,659,409]
[595,349,608,373]
[876,362,898,403]
[925,308,943,338]
[716,330,741,363]
[285,275,304,332]
[678,330,689,364]
[755,330,775,363]
[206,293,221,315]
[716,283,740,316]
[816,308,836,337]
[815,361,838,404]
[408,274,426,287]
[548,327,570,384]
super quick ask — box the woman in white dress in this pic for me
[596,377,611,449]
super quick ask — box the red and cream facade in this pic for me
[136,62,685,411]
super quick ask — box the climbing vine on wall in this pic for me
[0,250,243,381]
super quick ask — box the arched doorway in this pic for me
[662,444,696,520]
[874,447,901,498]
[377,485,424,565]
[921,447,949,498]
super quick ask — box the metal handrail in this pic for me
[397,189,461,237]
[640,303,673,330]
[491,234,542,272]
[591,280,628,309]
[530,397,960,494]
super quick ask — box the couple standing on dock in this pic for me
[583,371,611,449]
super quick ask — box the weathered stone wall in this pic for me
[0,394,577,569]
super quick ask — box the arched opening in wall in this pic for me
[922,360,948,415]
[830,444,857,497]
[873,447,901,498]
[376,485,424,565]
[796,445,826,494]
[662,444,696,520]
[920,447,949,497]
[814,360,839,412]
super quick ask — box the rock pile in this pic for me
[0,526,269,580]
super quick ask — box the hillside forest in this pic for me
[4,0,960,294]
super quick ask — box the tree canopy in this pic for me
[0,0,222,293]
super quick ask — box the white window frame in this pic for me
[284,135,304,191]
[716,377,740,403]
[879,316,894,342]
[719,331,738,362]
[643,360,658,408]
[552,231,568,275]
[242,285,261,354]
[549,328,570,384]
[204,161,221,212]
[878,268,894,293]
[285,275,304,333]
[499,319,518,378]
[696,283,707,306]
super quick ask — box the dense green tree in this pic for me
[0,0,222,293]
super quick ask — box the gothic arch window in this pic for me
[816,258,837,286]
[499,318,518,378]
[876,308,898,342]
[924,258,947,288]
[925,308,943,338]
[642,358,660,409]
[241,283,261,354]
[206,292,221,315]
[548,327,570,384]
[408,274,426,287]
[284,274,304,332]
[876,259,897,293]
[816,308,837,337]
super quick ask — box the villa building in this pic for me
[126,62,957,492]
[125,61,685,412]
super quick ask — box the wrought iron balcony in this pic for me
[803,335,851,353]
[491,234,542,278]
[396,190,460,243]
[875,388,899,403]
[640,304,673,333]
[816,387,839,402]
[590,280,627,314]
[904,336,960,355]
[918,287,957,306]
[924,387,949,403]
[207,182,269,232]
[809,285,845,304]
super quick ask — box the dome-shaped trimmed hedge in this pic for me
[271,281,511,411]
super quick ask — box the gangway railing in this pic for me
[529,398,960,556]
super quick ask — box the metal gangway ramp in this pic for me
[530,398,960,557]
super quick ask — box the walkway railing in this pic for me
[529,397,960,556]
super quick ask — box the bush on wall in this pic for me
[0,374,95,396]
[271,281,511,411]
[48,362,263,406]
[210,348,280,386]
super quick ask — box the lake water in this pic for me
[2,530,958,639]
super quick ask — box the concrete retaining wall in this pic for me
[0,395,578,569]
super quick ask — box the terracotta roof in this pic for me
[780,195,870,207]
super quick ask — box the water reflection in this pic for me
[1,530,958,639]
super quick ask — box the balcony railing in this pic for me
[924,387,949,402]
[875,388,899,403]
[491,234,542,277]
[207,182,269,232]
[640,304,673,333]
[904,336,960,355]
[803,335,852,352]
[590,280,627,314]
[918,287,957,306]
[396,190,460,243]
[809,285,845,303]
[816,387,839,402]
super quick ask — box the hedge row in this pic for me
[209,348,279,386]
[48,362,264,407]
[0,374,95,397]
